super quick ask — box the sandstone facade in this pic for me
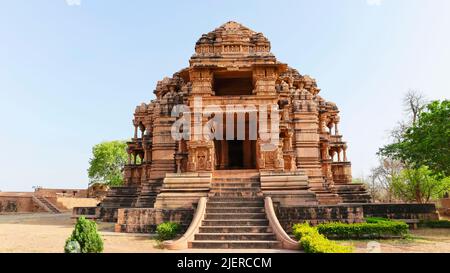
[115,21,369,212]
[74,23,438,247]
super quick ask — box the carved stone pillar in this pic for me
[343,145,348,162]
[190,68,213,96]
[133,124,138,139]
[252,66,277,96]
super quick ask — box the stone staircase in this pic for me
[189,171,281,249]
[314,190,342,205]
[101,186,139,208]
[135,180,163,208]
[333,184,371,203]
[73,186,140,222]
[33,195,61,213]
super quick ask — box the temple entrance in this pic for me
[228,140,244,168]
[215,140,256,170]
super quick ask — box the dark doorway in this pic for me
[215,140,256,170]
[213,71,253,96]
[228,140,244,169]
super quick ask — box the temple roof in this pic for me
[193,21,272,59]
[196,21,265,43]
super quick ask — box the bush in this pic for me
[316,220,409,240]
[156,222,181,241]
[365,217,390,224]
[419,220,450,228]
[65,216,103,253]
[64,240,81,253]
[292,223,353,253]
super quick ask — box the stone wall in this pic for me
[35,188,87,198]
[275,204,364,233]
[362,203,439,221]
[438,198,450,217]
[72,206,118,222]
[115,208,194,233]
[276,203,439,232]
[0,193,45,213]
[56,197,99,211]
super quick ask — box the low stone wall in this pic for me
[438,198,450,217]
[35,188,88,198]
[56,197,99,211]
[275,204,364,233]
[362,203,439,221]
[276,203,439,232]
[0,193,46,213]
[115,208,194,233]
[72,206,118,222]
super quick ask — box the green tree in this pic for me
[391,166,450,203]
[379,100,450,177]
[87,140,128,187]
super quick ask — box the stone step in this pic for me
[202,219,269,226]
[212,192,260,198]
[35,196,61,213]
[107,187,139,196]
[212,178,260,183]
[208,197,263,202]
[101,202,133,207]
[189,240,281,249]
[102,198,136,204]
[206,207,265,214]
[160,188,210,192]
[213,170,259,178]
[211,183,260,188]
[205,213,266,220]
[207,201,264,208]
[163,182,210,188]
[199,226,272,233]
[210,186,260,191]
[194,233,276,241]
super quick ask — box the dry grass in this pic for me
[339,228,450,253]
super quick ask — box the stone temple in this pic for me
[75,22,438,249]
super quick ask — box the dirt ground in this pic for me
[0,213,295,253]
[1,213,449,253]
[340,228,450,253]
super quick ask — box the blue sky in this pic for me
[0,0,449,191]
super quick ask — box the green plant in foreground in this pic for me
[292,223,353,253]
[156,222,181,241]
[364,217,391,223]
[65,216,103,253]
[316,220,409,240]
[419,220,450,228]
[64,240,81,253]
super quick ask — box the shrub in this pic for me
[418,220,450,228]
[316,220,409,240]
[156,222,181,241]
[365,217,391,224]
[64,240,81,253]
[292,223,353,253]
[65,216,103,253]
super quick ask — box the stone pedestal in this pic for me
[153,172,211,209]
[260,171,318,206]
